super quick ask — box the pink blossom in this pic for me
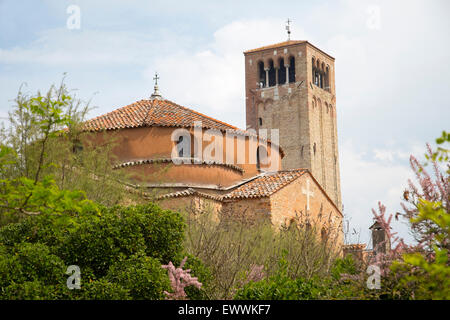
[161,256,202,300]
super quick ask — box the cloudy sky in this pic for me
[1,0,449,244]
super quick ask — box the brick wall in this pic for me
[244,41,342,210]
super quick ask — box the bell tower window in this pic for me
[268,59,276,87]
[278,58,286,85]
[258,61,266,88]
[288,56,295,83]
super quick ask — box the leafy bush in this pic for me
[73,279,131,300]
[1,281,64,300]
[0,203,192,300]
[331,254,359,280]
[106,253,170,300]
[180,254,213,300]
[234,257,326,300]
[0,242,66,288]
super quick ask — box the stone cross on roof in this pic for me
[151,72,162,100]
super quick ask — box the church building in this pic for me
[83,38,344,247]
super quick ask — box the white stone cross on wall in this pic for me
[302,179,314,211]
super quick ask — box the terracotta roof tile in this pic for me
[244,40,306,54]
[113,157,244,174]
[83,98,284,156]
[157,188,222,201]
[223,169,307,199]
[83,99,242,132]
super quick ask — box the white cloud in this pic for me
[148,19,309,128]
[340,140,418,244]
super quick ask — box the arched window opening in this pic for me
[325,66,330,91]
[177,135,184,158]
[313,59,326,88]
[258,61,265,88]
[256,146,261,170]
[258,117,263,126]
[313,143,317,155]
[268,60,276,87]
[278,58,286,85]
[288,56,295,83]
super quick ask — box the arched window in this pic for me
[256,146,261,170]
[258,61,265,88]
[268,59,276,87]
[313,143,317,155]
[325,66,330,91]
[258,117,263,126]
[288,56,295,83]
[177,135,184,157]
[278,58,286,85]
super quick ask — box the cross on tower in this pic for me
[153,72,159,86]
[302,179,314,211]
[286,18,291,40]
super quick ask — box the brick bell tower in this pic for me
[243,39,342,210]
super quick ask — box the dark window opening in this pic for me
[278,58,286,85]
[312,60,328,90]
[288,57,295,83]
[177,135,184,157]
[268,60,276,87]
[256,146,261,170]
[258,117,263,126]
[258,61,265,88]
[313,143,317,155]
